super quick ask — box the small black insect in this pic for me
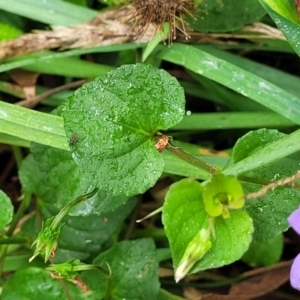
[69,133,79,147]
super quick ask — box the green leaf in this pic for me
[232,128,284,163]
[163,179,253,274]
[0,44,142,73]
[0,190,13,230]
[242,234,283,267]
[157,44,300,125]
[81,239,160,299]
[224,128,300,177]
[0,0,97,26]
[230,129,300,241]
[191,0,266,32]
[197,210,253,271]
[2,267,89,300]
[172,112,295,130]
[194,45,300,100]
[24,56,114,78]
[260,0,300,56]
[19,143,131,216]
[62,63,185,196]
[0,101,69,151]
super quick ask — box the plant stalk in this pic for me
[166,145,219,175]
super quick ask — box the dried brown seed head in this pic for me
[127,0,196,42]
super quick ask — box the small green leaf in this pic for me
[232,128,284,163]
[191,0,266,32]
[202,173,244,217]
[62,63,185,196]
[2,267,87,300]
[47,258,81,279]
[46,258,110,279]
[81,239,160,299]
[163,179,253,274]
[0,190,13,230]
[230,129,300,241]
[242,234,283,267]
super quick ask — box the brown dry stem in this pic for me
[16,79,87,108]
[246,170,300,200]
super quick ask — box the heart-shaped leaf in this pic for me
[62,63,185,196]
[163,179,253,274]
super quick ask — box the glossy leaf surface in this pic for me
[232,129,300,241]
[62,64,185,196]
[191,0,266,32]
[19,143,131,216]
[163,179,253,274]
[82,239,160,299]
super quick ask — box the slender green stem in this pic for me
[166,144,219,174]
[51,188,98,230]
[104,274,112,300]
[0,245,8,276]
[11,146,23,169]
[73,264,111,277]
[238,175,273,186]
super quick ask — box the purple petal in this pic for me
[291,254,300,290]
[288,206,300,235]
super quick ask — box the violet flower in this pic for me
[288,206,300,290]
